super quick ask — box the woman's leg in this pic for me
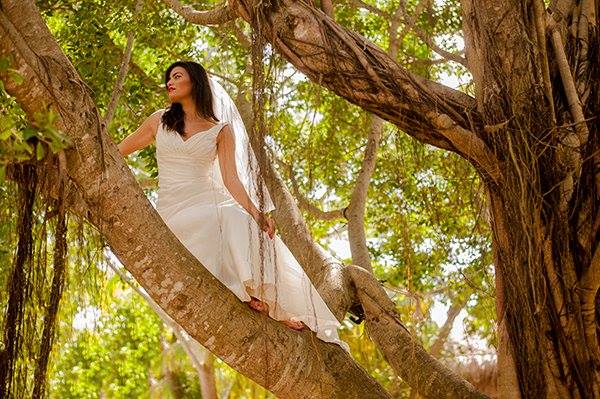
[245,296,306,330]
[280,319,306,330]
[247,296,269,312]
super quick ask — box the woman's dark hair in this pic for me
[161,60,219,136]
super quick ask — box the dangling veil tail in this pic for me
[207,75,278,318]
[207,76,275,213]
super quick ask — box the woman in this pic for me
[117,61,349,351]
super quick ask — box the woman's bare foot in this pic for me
[247,296,269,313]
[246,297,305,331]
[281,319,306,331]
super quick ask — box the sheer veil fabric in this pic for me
[154,76,350,353]
[208,76,274,213]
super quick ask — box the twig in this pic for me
[274,155,345,221]
[396,0,467,66]
[351,0,390,18]
[102,0,143,129]
[532,0,556,122]
[161,0,236,25]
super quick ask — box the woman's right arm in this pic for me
[117,109,164,157]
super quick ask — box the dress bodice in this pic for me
[156,121,226,188]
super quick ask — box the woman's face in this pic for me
[166,66,192,102]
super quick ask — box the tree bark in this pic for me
[0,1,490,398]
[462,0,600,397]
[229,0,502,186]
[346,114,382,273]
[428,300,465,359]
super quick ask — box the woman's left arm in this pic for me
[217,124,275,238]
[216,124,258,217]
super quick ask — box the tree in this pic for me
[0,0,597,398]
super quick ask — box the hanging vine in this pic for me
[0,159,37,399]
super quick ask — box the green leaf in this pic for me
[0,129,12,141]
[0,56,10,71]
[22,128,38,140]
[36,143,46,160]
[8,69,24,85]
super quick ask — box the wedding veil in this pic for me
[207,76,275,213]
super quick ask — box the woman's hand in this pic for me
[255,212,275,240]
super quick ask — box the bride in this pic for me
[117,60,349,352]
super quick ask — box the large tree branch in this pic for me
[345,265,487,398]
[225,0,501,185]
[345,114,382,272]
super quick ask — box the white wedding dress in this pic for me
[154,119,350,352]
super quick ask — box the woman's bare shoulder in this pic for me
[144,108,166,136]
[150,108,166,121]
[215,121,234,143]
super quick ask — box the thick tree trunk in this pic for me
[492,242,522,399]
[0,1,489,398]
[462,0,600,397]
